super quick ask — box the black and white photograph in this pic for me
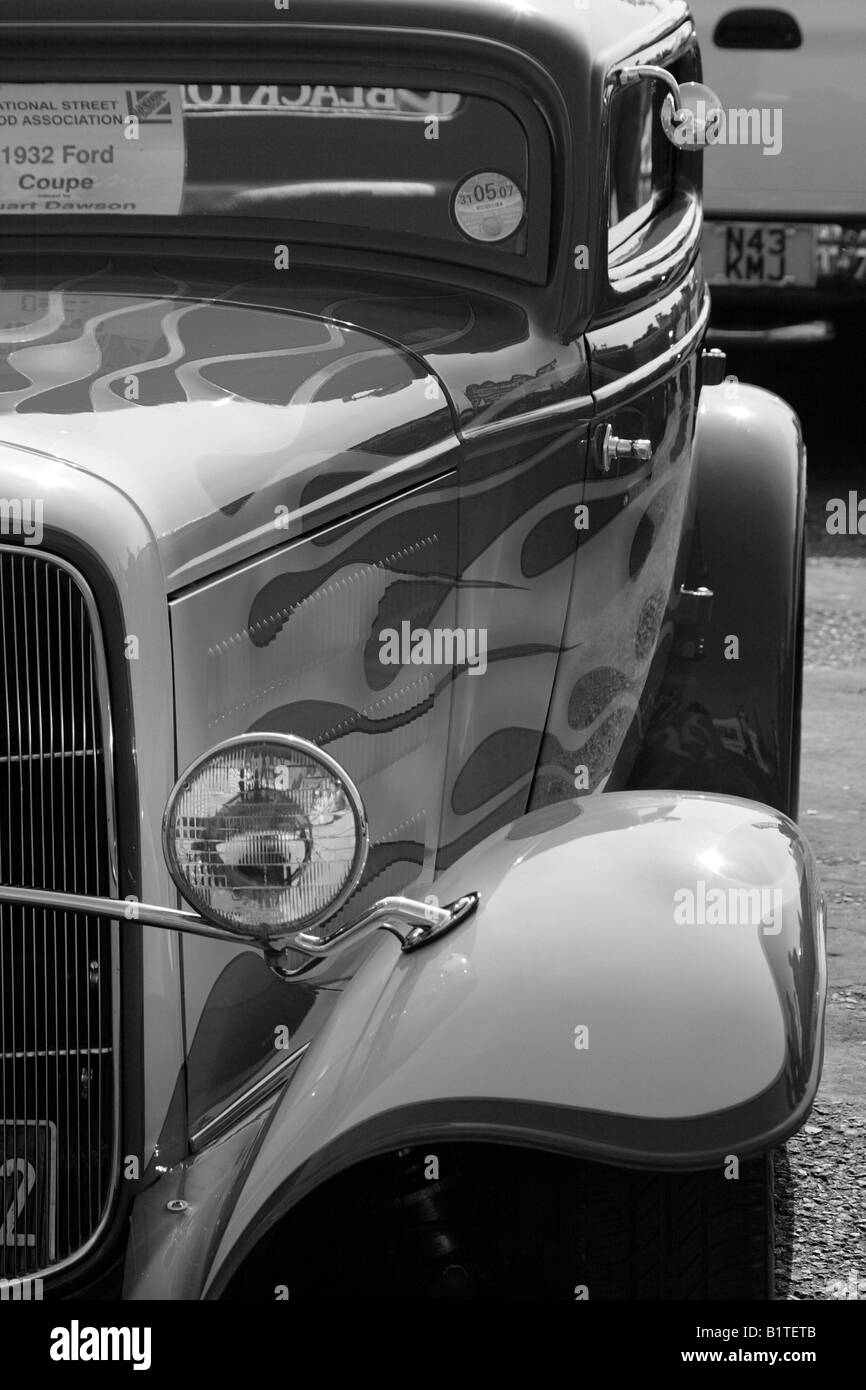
[0,0,862,1361]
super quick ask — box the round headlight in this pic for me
[162,735,368,943]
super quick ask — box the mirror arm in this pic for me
[615,64,682,105]
[0,881,481,980]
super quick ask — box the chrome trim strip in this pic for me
[0,545,120,1285]
[592,289,711,406]
[608,19,695,81]
[166,437,458,587]
[190,1043,310,1154]
[461,394,595,441]
[609,197,702,295]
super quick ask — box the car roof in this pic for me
[0,0,697,344]
[1,0,692,90]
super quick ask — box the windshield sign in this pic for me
[0,84,185,213]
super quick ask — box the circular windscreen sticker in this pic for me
[452,171,525,243]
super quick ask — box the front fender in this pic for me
[195,788,825,1298]
[630,381,805,816]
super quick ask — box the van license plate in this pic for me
[703,222,816,287]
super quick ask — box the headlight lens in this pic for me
[162,735,368,942]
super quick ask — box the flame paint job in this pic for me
[0,0,822,1299]
[0,259,591,1137]
[170,415,593,1122]
[0,277,455,586]
[0,263,591,1132]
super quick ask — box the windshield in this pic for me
[0,81,531,254]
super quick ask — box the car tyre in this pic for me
[570,1153,774,1300]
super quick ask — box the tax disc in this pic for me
[452,171,525,243]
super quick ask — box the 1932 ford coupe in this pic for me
[0,0,823,1301]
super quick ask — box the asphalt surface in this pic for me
[726,338,865,1299]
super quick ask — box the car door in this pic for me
[529,44,709,804]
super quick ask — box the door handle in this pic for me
[597,423,653,475]
[713,9,802,50]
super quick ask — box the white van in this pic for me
[691,1,866,340]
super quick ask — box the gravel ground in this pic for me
[805,607,866,671]
[785,563,866,1299]
[804,559,866,671]
[776,1101,866,1300]
[718,346,866,1303]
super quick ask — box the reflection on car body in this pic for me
[0,0,823,1303]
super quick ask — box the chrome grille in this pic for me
[0,549,117,1281]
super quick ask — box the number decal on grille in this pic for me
[1,1160,37,1248]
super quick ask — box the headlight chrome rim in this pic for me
[161,733,369,943]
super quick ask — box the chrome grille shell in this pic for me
[0,546,119,1282]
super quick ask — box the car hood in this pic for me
[0,283,455,588]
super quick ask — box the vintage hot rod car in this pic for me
[0,0,823,1302]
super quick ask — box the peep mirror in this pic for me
[660,81,724,150]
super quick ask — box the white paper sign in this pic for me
[0,84,185,214]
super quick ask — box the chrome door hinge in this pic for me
[675,584,714,658]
